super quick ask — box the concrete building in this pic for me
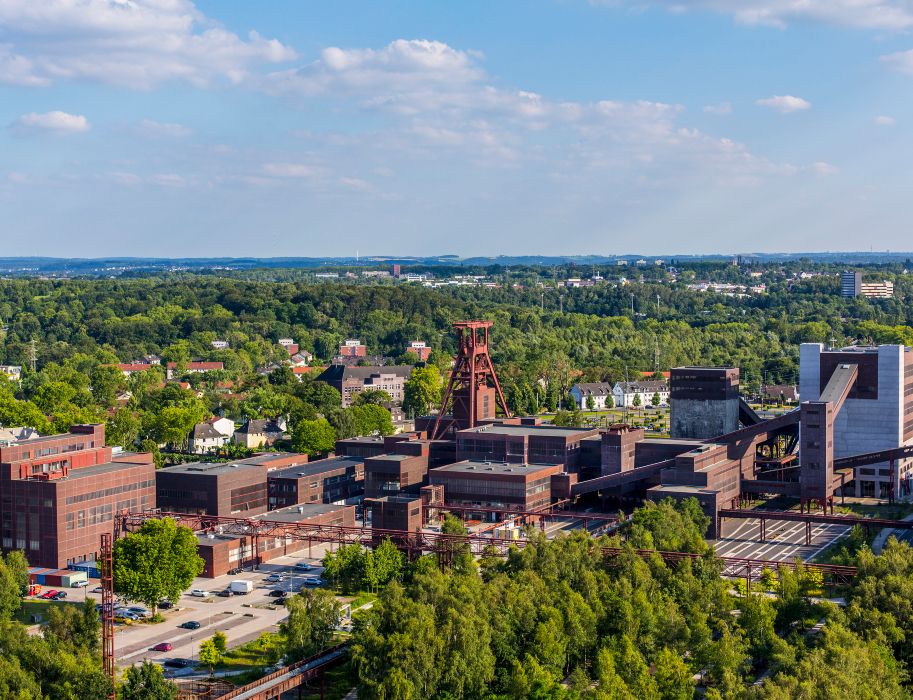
[316,365,413,407]
[840,271,894,299]
[800,344,913,498]
[365,494,423,534]
[0,424,156,568]
[429,460,563,512]
[267,456,365,509]
[455,424,599,471]
[670,367,740,439]
[165,360,224,379]
[211,340,229,350]
[156,459,270,516]
[612,380,669,408]
[570,382,615,409]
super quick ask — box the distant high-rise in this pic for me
[841,271,893,299]
[841,271,861,298]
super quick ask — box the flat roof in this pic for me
[236,453,306,466]
[337,436,384,443]
[458,425,597,438]
[53,455,152,480]
[256,502,350,523]
[158,461,266,476]
[366,453,414,462]
[268,456,364,479]
[431,460,560,476]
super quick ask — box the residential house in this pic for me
[289,351,313,367]
[278,338,300,355]
[207,416,235,439]
[570,382,615,409]
[405,341,431,362]
[188,422,231,454]
[211,340,229,350]
[0,365,22,382]
[760,384,799,404]
[116,363,155,377]
[338,339,367,358]
[612,380,669,408]
[233,418,288,449]
[0,427,39,442]
[165,360,224,380]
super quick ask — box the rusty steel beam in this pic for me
[718,508,913,530]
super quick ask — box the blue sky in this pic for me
[2,1,913,258]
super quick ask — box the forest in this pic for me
[1,266,913,456]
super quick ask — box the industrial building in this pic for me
[363,453,429,498]
[429,460,563,512]
[0,424,156,569]
[841,271,894,299]
[800,344,913,498]
[156,459,271,516]
[455,423,599,471]
[267,456,365,509]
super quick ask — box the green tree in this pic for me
[605,393,615,409]
[121,660,178,700]
[402,366,442,418]
[198,638,221,676]
[113,518,205,615]
[363,538,404,592]
[0,550,29,619]
[586,394,596,411]
[212,630,228,654]
[651,391,661,407]
[282,588,342,662]
[107,408,141,449]
[291,417,336,455]
[352,389,392,406]
[654,647,693,700]
[632,392,642,408]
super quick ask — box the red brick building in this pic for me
[429,460,563,512]
[364,453,429,498]
[0,425,156,569]
[195,503,356,577]
[338,339,367,358]
[267,456,365,509]
[156,459,270,516]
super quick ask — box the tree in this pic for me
[402,366,442,418]
[437,514,472,572]
[632,392,642,408]
[352,389,392,406]
[605,393,615,409]
[113,518,205,615]
[198,638,221,676]
[651,391,661,407]
[212,630,228,654]
[363,538,405,592]
[291,417,336,455]
[0,550,29,619]
[282,588,342,662]
[653,647,693,700]
[586,395,596,411]
[121,660,178,700]
[107,409,141,449]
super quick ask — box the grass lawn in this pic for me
[15,598,82,625]
[346,591,378,609]
[836,501,913,520]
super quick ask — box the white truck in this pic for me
[229,580,253,595]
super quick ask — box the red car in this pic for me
[152,642,173,652]
[40,590,59,599]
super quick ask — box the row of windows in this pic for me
[66,479,155,505]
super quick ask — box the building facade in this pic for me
[570,382,615,409]
[316,365,413,407]
[267,456,365,509]
[0,425,157,569]
[429,460,563,512]
[799,343,913,498]
[612,380,669,408]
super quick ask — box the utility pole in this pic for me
[28,339,37,373]
[630,293,635,315]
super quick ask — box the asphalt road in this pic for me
[713,517,851,563]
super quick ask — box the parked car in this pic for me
[190,589,210,598]
[163,658,195,668]
[71,580,89,588]
[128,606,149,617]
[53,591,67,600]
[152,642,173,652]
[301,576,324,587]
[218,589,234,597]
[92,586,103,593]
[227,567,243,575]
[158,600,174,610]
[41,590,59,599]
[267,589,287,598]
[294,562,313,571]
[266,573,285,583]
[179,621,201,630]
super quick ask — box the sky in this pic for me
[2,1,913,258]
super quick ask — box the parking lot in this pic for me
[36,544,336,672]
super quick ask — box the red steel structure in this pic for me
[432,321,510,439]
[100,532,115,698]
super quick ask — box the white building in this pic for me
[211,340,229,350]
[612,380,669,408]
[800,343,913,499]
[570,383,615,409]
[0,365,22,382]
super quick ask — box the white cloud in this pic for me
[881,48,913,74]
[149,173,187,187]
[592,1,913,30]
[10,110,90,134]
[262,163,323,178]
[138,119,191,137]
[808,161,839,175]
[703,102,732,116]
[874,115,896,125]
[755,95,811,113]
[0,0,296,89]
